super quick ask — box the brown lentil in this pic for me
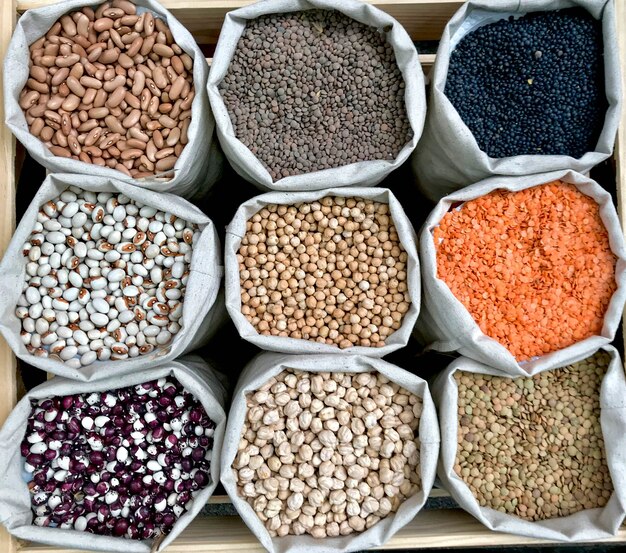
[454,352,613,521]
[237,196,411,349]
[19,1,195,180]
[234,369,423,538]
[219,10,412,181]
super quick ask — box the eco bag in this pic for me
[418,169,626,375]
[225,187,421,356]
[207,0,425,192]
[221,352,440,553]
[0,173,224,381]
[412,0,621,201]
[431,347,626,541]
[0,356,227,553]
[4,0,220,200]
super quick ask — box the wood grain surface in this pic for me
[17,0,464,42]
[0,0,18,552]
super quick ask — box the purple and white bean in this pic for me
[22,377,215,540]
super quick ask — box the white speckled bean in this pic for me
[69,271,83,288]
[57,327,72,340]
[92,298,110,314]
[62,288,79,302]
[123,285,139,297]
[107,268,125,282]
[90,277,107,290]
[46,231,66,244]
[90,312,109,327]
[25,287,41,304]
[74,242,87,258]
[171,262,185,279]
[60,346,78,360]
[18,190,198,368]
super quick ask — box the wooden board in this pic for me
[3,0,626,551]
[615,0,626,338]
[0,0,18,551]
[18,510,626,552]
[16,0,463,43]
[616,0,626,230]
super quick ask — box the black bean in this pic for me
[444,8,607,159]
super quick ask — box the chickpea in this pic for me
[238,197,411,349]
[234,369,423,538]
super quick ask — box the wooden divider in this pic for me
[0,0,18,550]
[16,0,464,43]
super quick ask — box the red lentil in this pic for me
[434,181,617,361]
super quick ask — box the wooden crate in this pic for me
[1,0,625,551]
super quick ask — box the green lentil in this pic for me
[454,352,612,521]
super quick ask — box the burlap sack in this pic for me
[412,0,621,201]
[221,352,440,553]
[207,0,425,192]
[4,0,220,200]
[0,173,224,381]
[417,169,626,375]
[432,346,626,541]
[0,356,226,553]
[225,187,420,356]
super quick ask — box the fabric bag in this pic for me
[417,169,626,375]
[431,347,626,541]
[412,0,622,201]
[225,187,421,356]
[4,0,220,200]
[0,173,224,381]
[207,0,425,192]
[221,351,440,553]
[0,356,227,553]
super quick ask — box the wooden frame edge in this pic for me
[0,0,18,550]
[5,0,626,551]
[616,0,626,353]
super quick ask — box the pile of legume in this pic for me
[23,377,215,538]
[237,196,411,349]
[454,351,612,520]
[234,369,422,538]
[434,181,617,361]
[18,187,198,367]
[20,0,195,178]
[445,8,607,159]
[219,10,412,180]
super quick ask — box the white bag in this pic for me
[0,356,227,553]
[432,347,626,541]
[207,0,425,192]
[221,352,440,553]
[412,0,622,201]
[0,173,224,381]
[4,0,220,200]
[418,169,626,375]
[225,187,421,357]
